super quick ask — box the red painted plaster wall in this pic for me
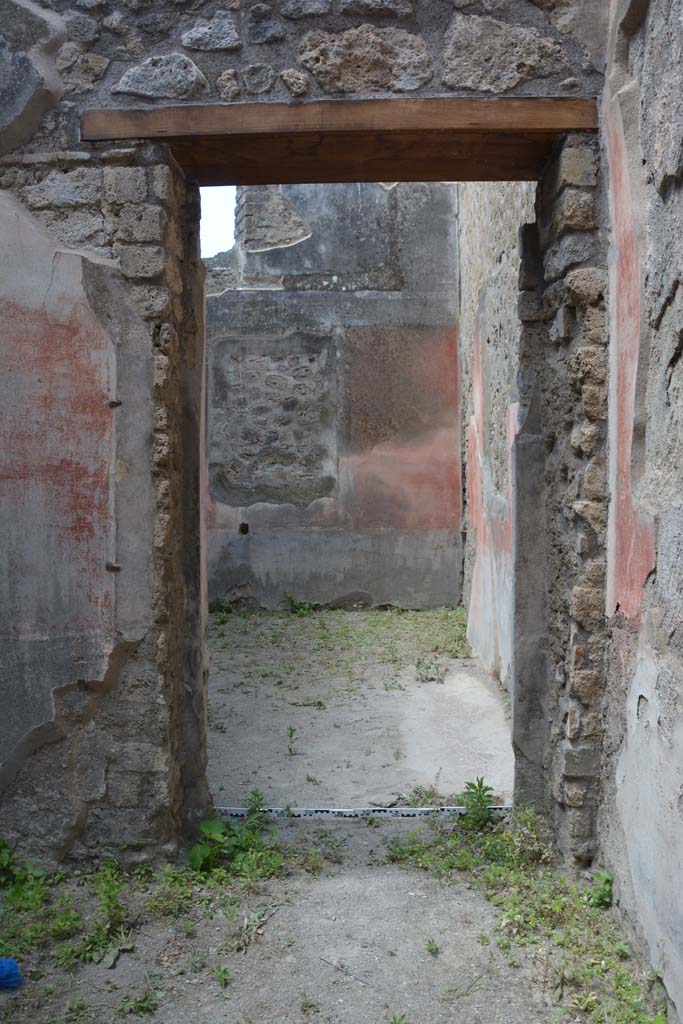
[605,97,655,621]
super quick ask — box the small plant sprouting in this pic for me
[299,991,320,1016]
[461,777,494,832]
[188,790,282,879]
[588,869,614,909]
[117,989,158,1016]
[287,725,298,757]
[425,938,440,958]
[210,964,232,989]
[388,1014,407,1024]
[283,593,320,617]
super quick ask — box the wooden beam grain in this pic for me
[80,97,598,184]
[82,97,597,141]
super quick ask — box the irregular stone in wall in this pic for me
[181,13,241,52]
[528,0,607,72]
[112,53,209,98]
[555,189,595,234]
[243,62,274,94]
[299,25,432,94]
[0,0,65,156]
[569,669,603,706]
[64,9,99,44]
[56,41,109,94]
[338,0,414,17]
[640,1,683,194]
[570,418,600,456]
[281,67,309,96]
[454,0,509,9]
[138,12,174,37]
[565,267,606,306]
[281,0,331,17]
[442,14,564,93]
[216,67,240,99]
[558,145,597,189]
[238,185,311,252]
[22,166,103,208]
[246,4,286,44]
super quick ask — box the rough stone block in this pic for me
[573,499,607,538]
[583,558,606,587]
[216,68,241,99]
[572,345,607,385]
[558,146,598,189]
[570,418,601,456]
[339,0,414,15]
[584,458,606,501]
[281,68,309,96]
[246,4,286,44]
[517,290,547,322]
[115,203,166,243]
[442,14,565,93]
[561,740,600,778]
[299,25,432,94]
[565,267,607,307]
[64,9,99,43]
[112,53,209,99]
[56,43,109,93]
[23,166,102,208]
[544,234,600,282]
[104,166,147,205]
[0,0,65,156]
[181,13,241,51]
[578,305,607,345]
[566,703,582,740]
[571,584,604,629]
[564,781,587,807]
[117,244,165,279]
[582,381,607,420]
[132,284,171,319]
[281,0,331,15]
[555,188,595,234]
[243,63,275,94]
[34,206,106,248]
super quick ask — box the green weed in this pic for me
[188,790,283,880]
[117,989,158,1016]
[210,964,232,989]
[283,594,320,616]
[461,777,495,832]
[386,794,665,1024]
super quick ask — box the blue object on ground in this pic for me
[0,958,22,989]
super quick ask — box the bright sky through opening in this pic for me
[200,186,236,258]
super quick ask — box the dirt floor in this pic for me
[1,819,552,1024]
[206,608,514,808]
[2,610,665,1024]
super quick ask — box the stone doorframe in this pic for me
[0,98,607,866]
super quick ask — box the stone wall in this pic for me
[206,181,462,609]
[0,0,605,866]
[458,181,536,685]
[458,130,608,835]
[597,1,683,1019]
[0,142,208,864]
[2,0,603,135]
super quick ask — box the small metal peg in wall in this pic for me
[106,562,122,572]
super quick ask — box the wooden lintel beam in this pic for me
[80,98,597,184]
[81,97,597,143]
